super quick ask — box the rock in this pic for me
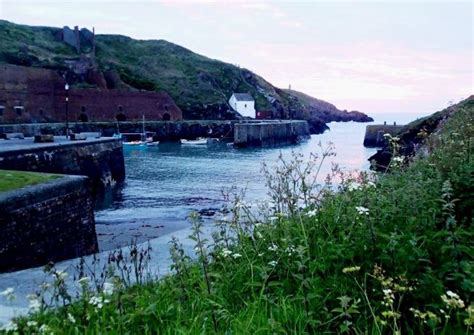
[198,208,219,217]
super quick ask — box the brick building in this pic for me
[0,64,182,124]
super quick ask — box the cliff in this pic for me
[369,96,474,170]
[0,20,372,132]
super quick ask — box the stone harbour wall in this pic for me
[363,124,403,147]
[234,120,310,147]
[0,138,125,192]
[0,175,98,272]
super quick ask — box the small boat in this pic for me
[181,138,208,145]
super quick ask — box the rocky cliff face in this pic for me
[0,19,372,131]
[369,96,473,170]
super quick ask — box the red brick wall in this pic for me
[0,64,182,124]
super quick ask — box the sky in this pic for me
[0,0,472,116]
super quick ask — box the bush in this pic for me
[1,105,472,334]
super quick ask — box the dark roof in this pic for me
[233,93,254,101]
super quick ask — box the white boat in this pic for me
[181,138,208,145]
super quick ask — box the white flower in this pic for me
[27,321,38,327]
[268,261,278,267]
[255,231,263,239]
[355,206,370,216]
[103,282,114,295]
[28,298,41,312]
[446,290,458,298]
[0,287,15,302]
[268,243,278,252]
[77,276,90,286]
[306,209,317,217]
[39,324,50,334]
[268,216,278,223]
[89,295,105,309]
[220,248,232,258]
[54,270,68,280]
[67,313,76,324]
[232,253,242,259]
[392,156,404,163]
[285,245,296,256]
[366,181,376,188]
[0,321,18,332]
[348,182,361,191]
[0,288,14,296]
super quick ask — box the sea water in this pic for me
[95,113,424,250]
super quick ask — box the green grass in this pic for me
[2,103,473,333]
[0,170,61,192]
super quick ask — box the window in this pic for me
[162,113,171,121]
[164,105,169,111]
[0,106,4,116]
[14,106,24,116]
[245,104,247,108]
[39,109,44,116]
[81,106,86,112]
[118,105,123,112]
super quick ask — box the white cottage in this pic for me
[229,93,255,118]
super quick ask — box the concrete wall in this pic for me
[0,175,98,272]
[0,138,125,192]
[363,125,403,147]
[234,120,310,147]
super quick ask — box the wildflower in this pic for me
[54,270,68,280]
[232,253,242,259]
[342,266,361,274]
[268,261,278,267]
[255,231,263,239]
[0,288,14,296]
[268,243,278,252]
[268,216,278,223]
[0,321,18,332]
[285,245,296,256]
[465,304,474,327]
[103,282,114,295]
[355,206,369,216]
[381,310,400,319]
[77,276,90,286]
[220,248,232,258]
[366,181,376,188]
[27,321,38,327]
[39,324,50,334]
[67,313,76,324]
[392,156,404,163]
[441,290,465,308]
[28,298,41,312]
[0,287,15,302]
[306,209,317,217]
[89,295,105,309]
[348,182,361,191]
[40,282,51,290]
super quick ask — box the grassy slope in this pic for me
[7,99,473,334]
[0,19,363,123]
[0,170,60,192]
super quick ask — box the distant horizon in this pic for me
[1,1,472,116]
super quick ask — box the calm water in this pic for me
[95,113,424,249]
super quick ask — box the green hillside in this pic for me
[0,20,372,126]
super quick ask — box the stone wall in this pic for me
[0,138,125,192]
[234,120,310,147]
[0,175,98,272]
[0,121,235,141]
[363,124,403,147]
